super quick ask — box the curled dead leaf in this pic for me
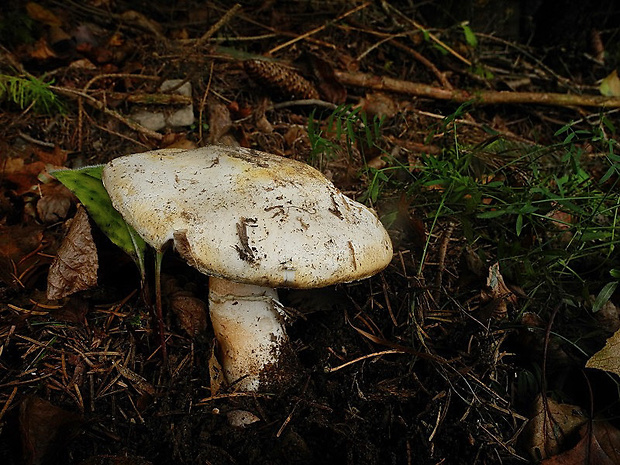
[479,262,517,320]
[47,205,98,300]
[169,293,208,337]
[20,396,82,465]
[523,394,587,461]
[541,422,620,465]
[37,182,73,223]
[586,328,620,376]
[25,2,62,26]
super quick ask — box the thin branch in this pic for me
[268,2,371,55]
[335,70,620,108]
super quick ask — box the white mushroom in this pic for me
[102,145,392,390]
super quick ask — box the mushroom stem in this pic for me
[208,276,288,391]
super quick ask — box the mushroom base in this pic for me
[208,277,288,391]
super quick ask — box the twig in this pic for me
[268,2,371,55]
[102,92,192,105]
[334,70,620,108]
[82,74,162,93]
[198,61,215,143]
[389,40,453,89]
[433,222,455,302]
[194,4,242,49]
[267,99,338,111]
[50,85,164,140]
[325,349,406,373]
[0,387,18,422]
[384,3,472,66]
[18,132,56,148]
[196,392,273,405]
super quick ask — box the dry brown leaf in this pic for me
[2,158,47,195]
[161,134,198,150]
[47,205,98,300]
[25,2,62,26]
[359,93,399,118]
[29,37,58,60]
[37,182,73,223]
[20,396,82,465]
[541,422,620,465]
[523,394,587,461]
[586,328,620,376]
[479,262,517,319]
[0,225,45,288]
[169,293,208,337]
[208,102,235,145]
[34,146,68,166]
[592,296,620,332]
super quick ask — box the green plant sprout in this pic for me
[0,74,65,114]
[307,104,384,170]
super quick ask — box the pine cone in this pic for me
[244,59,319,100]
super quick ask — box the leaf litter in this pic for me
[1,1,620,464]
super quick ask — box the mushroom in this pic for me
[102,145,392,390]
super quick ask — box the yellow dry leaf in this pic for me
[25,2,62,26]
[599,70,620,97]
[523,394,587,460]
[586,328,620,375]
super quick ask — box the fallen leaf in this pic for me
[37,182,73,223]
[600,70,620,97]
[359,92,399,118]
[29,37,57,60]
[20,396,82,465]
[25,2,62,26]
[0,224,46,288]
[47,205,98,300]
[479,262,517,320]
[591,294,620,332]
[2,157,47,195]
[541,422,620,465]
[34,146,68,166]
[208,102,234,145]
[586,328,620,375]
[226,409,260,428]
[169,293,208,337]
[523,394,587,461]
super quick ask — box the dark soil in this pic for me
[2,1,620,464]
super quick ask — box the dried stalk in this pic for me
[335,70,620,108]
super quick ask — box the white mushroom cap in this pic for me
[102,145,392,288]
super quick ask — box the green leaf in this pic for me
[51,166,146,267]
[592,282,618,313]
[477,209,508,219]
[461,23,478,48]
[516,213,524,236]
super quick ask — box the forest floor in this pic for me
[2,2,620,464]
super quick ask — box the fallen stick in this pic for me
[335,70,620,108]
[51,85,164,140]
